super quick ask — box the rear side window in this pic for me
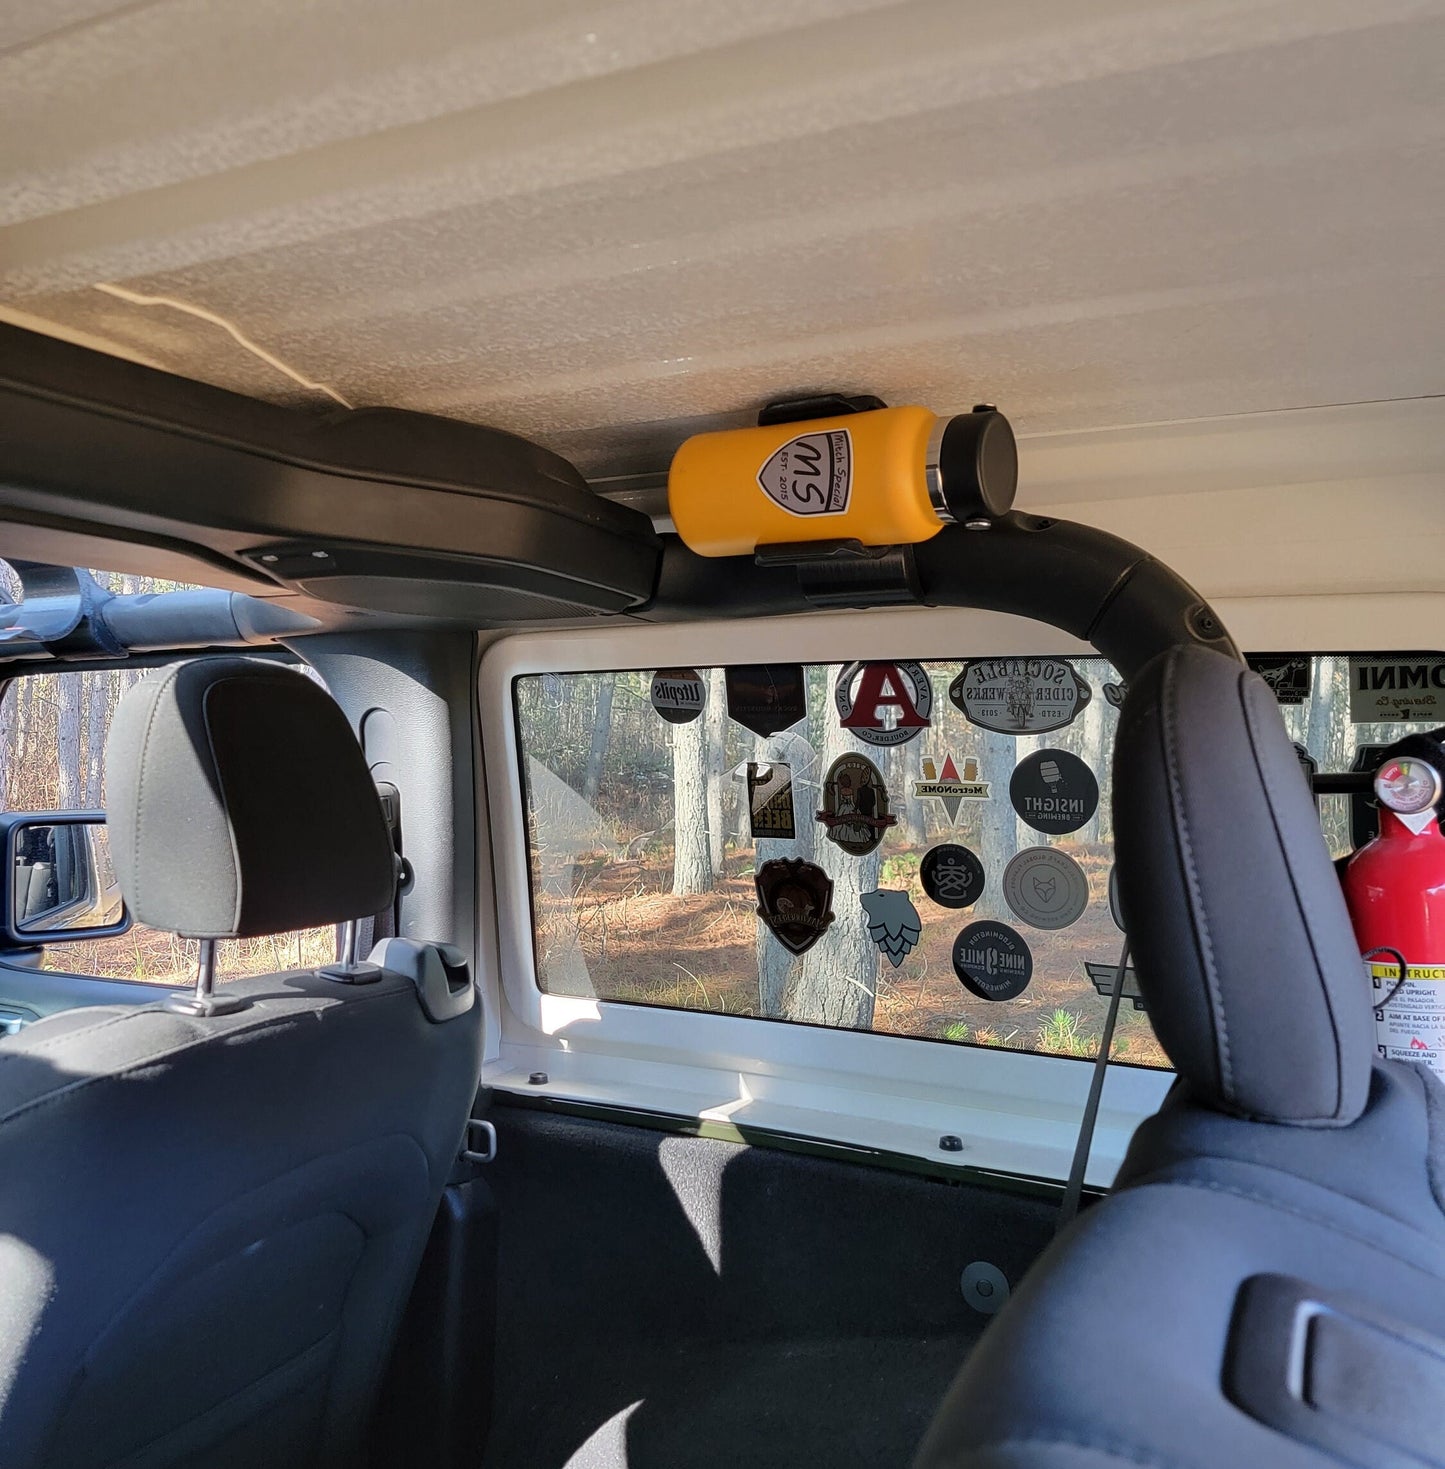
[516,653,1444,1068]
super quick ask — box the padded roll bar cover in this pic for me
[1114,646,1372,1125]
[106,657,396,939]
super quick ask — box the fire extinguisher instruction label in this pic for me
[757,430,852,517]
[1370,961,1445,1080]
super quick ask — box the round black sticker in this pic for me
[952,921,1033,1002]
[1108,864,1124,932]
[920,844,985,909]
[1009,749,1099,836]
[650,667,706,724]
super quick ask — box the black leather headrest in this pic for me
[1114,646,1372,1125]
[105,658,396,940]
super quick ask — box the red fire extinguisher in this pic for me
[1341,733,1445,1078]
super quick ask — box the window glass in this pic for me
[516,653,1444,1067]
[0,658,336,985]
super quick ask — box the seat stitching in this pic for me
[0,1009,137,1060]
[1238,677,1349,1117]
[1150,1176,1445,1278]
[1161,652,1233,1099]
[963,1432,1196,1468]
[0,985,411,1129]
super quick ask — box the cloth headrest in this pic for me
[1113,645,1372,1125]
[105,657,396,940]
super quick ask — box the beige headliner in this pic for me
[2,0,1443,602]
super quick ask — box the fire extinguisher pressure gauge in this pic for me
[1374,756,1443,816]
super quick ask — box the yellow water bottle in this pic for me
[667,403,1016,557]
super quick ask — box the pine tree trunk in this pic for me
[974,728,1020,920]
[671,713,713,895]
[56,673,83,808]
[84,672,109,806]
[581,674,615,804]
[705,669,727,873]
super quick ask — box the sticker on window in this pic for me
[816,753,896,856]
[1247,655,1311,704]
[948,658,1091,735]
[755,858,835,955]
[725,664,807,737]
[835,660,932,747]
[1349,657,1445,723]
[650,667,706,724]
[747,761,796,839]
[953,921,1033,1002]
[1009,749,1099,836]
[913,754,989,821]
[861,889,922,968]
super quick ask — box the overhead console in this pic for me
[0,324,661,622]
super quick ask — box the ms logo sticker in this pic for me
[757,429,852,517]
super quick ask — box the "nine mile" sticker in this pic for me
[757,429,852,517]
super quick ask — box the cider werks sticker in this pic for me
[920,844,985,910]
[1349,656,1445,723]
[1002,847,1089,931]
[913,755,989,822]
[1248,655,1311,705]
[834,660,933,747]
[757,429,852,517]
[747,761,796,839]
[725,664,807,737]
[816,753,897,856]
[953,921,1033,1002]
[1009,749,1099,836]
[754,858,835,956]
[650,667,706,724]
[948,658,1092,736]
[861,889,922,969]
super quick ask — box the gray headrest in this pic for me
[105,657,396,940]
[1113,645,1372,1125]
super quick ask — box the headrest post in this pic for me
[196,937,216,999]
[165,936,248,1016]
[319,918,383,986]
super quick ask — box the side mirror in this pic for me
[0,811,130,948]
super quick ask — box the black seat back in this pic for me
[916,647,1445,1469]
[0,658,481,1469]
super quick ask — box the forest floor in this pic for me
[535,840,1169,1069]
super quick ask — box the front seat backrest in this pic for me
[916,646,1445,1469]
[0,657,482,1469]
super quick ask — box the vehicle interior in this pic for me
[1,4,1443,1467]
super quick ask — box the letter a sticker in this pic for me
[834,661,933,747]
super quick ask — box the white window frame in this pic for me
[478,604,1174,1187]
